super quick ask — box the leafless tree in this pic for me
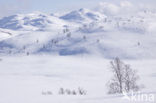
[66,32,71,38]
[107,57,141,94]
[83,36,86,40]
[124,64,140,92]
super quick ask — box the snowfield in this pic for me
[0,55,156,103]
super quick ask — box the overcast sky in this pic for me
[0,0,156,18]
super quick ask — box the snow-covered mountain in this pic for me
[0,3,156,59]
[0,12,67,31]
[60,8,106,23]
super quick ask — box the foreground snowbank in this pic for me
[0,55,155,103]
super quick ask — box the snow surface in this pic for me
[0,55,155,103]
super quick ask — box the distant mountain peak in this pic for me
[60,8,106,23]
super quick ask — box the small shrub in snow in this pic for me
[58,88,65,95]
[66,32,71,38]
[96,39,100,43]
[72,90,77,95]
[58,87,86,95]
[36,39,39,43]
[78,87,87,95]
[26,52,30,56]
[83,36,86,40]
[66,89,72,95]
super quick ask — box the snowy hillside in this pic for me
[0,2,156,59]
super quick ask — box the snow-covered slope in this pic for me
[0,29,156,59]
[0,2,156,59]
[0,29,13,40]
[0,28,21,40]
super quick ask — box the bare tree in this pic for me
[83,36,86,40]
[26,52,30,56]
[36,39,39,43]
[96,39,100,43]
[107,57,141,94]
[108,57,125,94]
[124,64,140,92]
[66,32,71,38]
